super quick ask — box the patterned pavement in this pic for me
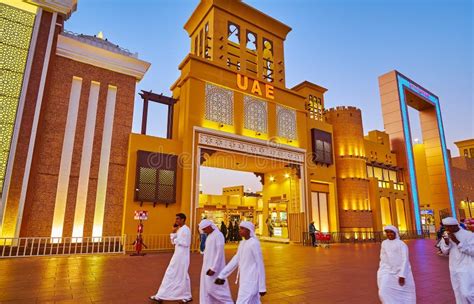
[0,239,455,303]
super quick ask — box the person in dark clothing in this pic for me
[435,222,446,255]
[309,221,318,247]
[234,220,241,242]
[266,217,274,237]
[436,223,446,241]
[220,221,228,242]
[227,221,234,242]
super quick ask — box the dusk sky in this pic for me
[64,0,473,193]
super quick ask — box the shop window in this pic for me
[311,192,329,232]
[262,38,274,82]
[396,199,407,231]
[228,22,240,44]
[311,129,333,165]
[470,148,474,158]
[306,95,323,121]
[135,151,178,205]
[374,167,383,180]
[380,197,392,226]
[367,165,374,178]
[389,170,398,182]
[464,149,469,157]
[246,30,257,51]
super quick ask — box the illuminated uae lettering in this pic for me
[236,73,274,100]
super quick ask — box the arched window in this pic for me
[227,22,240,44]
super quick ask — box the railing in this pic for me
[124,234,174,252]
[302,230,430,246]
[124,234,203,253]
[0,236,125,258]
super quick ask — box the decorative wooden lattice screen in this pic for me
[135,151,178,205]
[288,212,305,243]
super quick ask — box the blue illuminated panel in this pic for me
[396,73,456,232]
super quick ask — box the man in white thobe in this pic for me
[215,221,266,304]
[198,219,234,304]
[439,217,474,304]
[150,213,192,303]
[377,225,416,304]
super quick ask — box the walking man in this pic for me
[150,213,192,303]
[377,225,416,304]
[439,217,474,303]
[199,219,234,304]
[215,221,266,303]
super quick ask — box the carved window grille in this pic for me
[262,38,274,82]
[0,4,35,195]
[135,151,178,204]
[244,95,267,133]
[227,22,240,44]
[205,83,234,125]
[306,95,323,121]
[311,129,333,165]
[277,105,297,140]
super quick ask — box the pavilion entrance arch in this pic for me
[191,127,308,245]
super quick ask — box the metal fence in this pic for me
[302,230,430,246]
[125,234,203,253]
[124,234,175,252]
[0,236,125,258]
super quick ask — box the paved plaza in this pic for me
[0,239,454,304]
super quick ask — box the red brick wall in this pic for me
[20,52,136,237]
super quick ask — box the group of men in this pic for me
[146,213,472,304]
[149,213,266,303]
[377,217,474,304]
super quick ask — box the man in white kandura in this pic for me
[150,213,192,303]
[377,225,416,304]
[215,221,266,304]
[198,219,234,304]
[439,217,474,304]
